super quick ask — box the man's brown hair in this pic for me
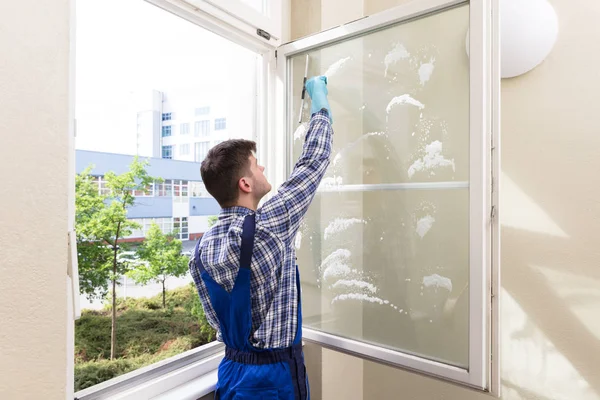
[200,139,256,207]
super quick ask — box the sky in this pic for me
[75,0,257,154]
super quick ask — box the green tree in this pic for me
[207,215,218,228]
[128,223,189,308]
[75,167,113,300]
[75,157,159,359]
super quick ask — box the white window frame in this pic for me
[274,0,500,393]
[145,0,284,51]
[187,0,284,45]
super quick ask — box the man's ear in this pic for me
[238,177,252,194]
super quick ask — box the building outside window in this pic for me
[194,120,210,137]
[91,176,111,196]
[195,106,210,116]
[161,145,173,159]
[133,183,154,197]
[173,217,189,240]
[128,217,174,238]
[156,179,173,196]
[161,125,172,137]
[190,181,210,197]
[162,112,172,121]
[179,143,190,156]
[173,180,189,203]
[214,118,226,130]
[194,141,210,162]
[180,122,190,135]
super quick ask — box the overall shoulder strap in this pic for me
[239,213,256,270]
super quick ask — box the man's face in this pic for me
[248,153,272,200]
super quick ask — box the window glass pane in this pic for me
[161,125,172,137]
[290,5,469,368]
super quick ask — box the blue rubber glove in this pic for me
[306,76,332,123]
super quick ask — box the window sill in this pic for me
[75,341,223,400]
[75,342,306,400]
[151,369,218,400]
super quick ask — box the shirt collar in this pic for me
[219,206,254,219]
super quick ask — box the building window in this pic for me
[161,145,173,159]
[127,217,174,238]
[179,143,190,156]
[133,183,154,197]
[195,106,210,116]
[173,217,189,240]
[180,123,190,135]
[156,179,173,197]
[194,142,210,162]
[194,120,210,137]
[214,118,226,130]
[161,125,172,137]
[91,176,111,196]
[162,112,172,121]
[190,181,210,198]
[173,180,189,203]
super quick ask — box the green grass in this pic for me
[75,284,216,391]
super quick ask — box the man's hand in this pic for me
[306,76,332,123]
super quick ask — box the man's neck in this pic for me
[232,197,258,211]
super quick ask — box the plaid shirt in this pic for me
[189,110,333,349]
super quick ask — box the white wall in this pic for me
[0,0,71,399]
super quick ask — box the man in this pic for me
[189,76,332,400]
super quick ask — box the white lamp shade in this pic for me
[466,0,559,78]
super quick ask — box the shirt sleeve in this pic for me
[257,110,333,246]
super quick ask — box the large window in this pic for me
[75,0,262,392]
[279,0,498,390]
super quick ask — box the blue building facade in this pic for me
[76,150,220,242]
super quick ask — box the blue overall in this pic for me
[194,214,309,400]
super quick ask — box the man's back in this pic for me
[190,110,333,350]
